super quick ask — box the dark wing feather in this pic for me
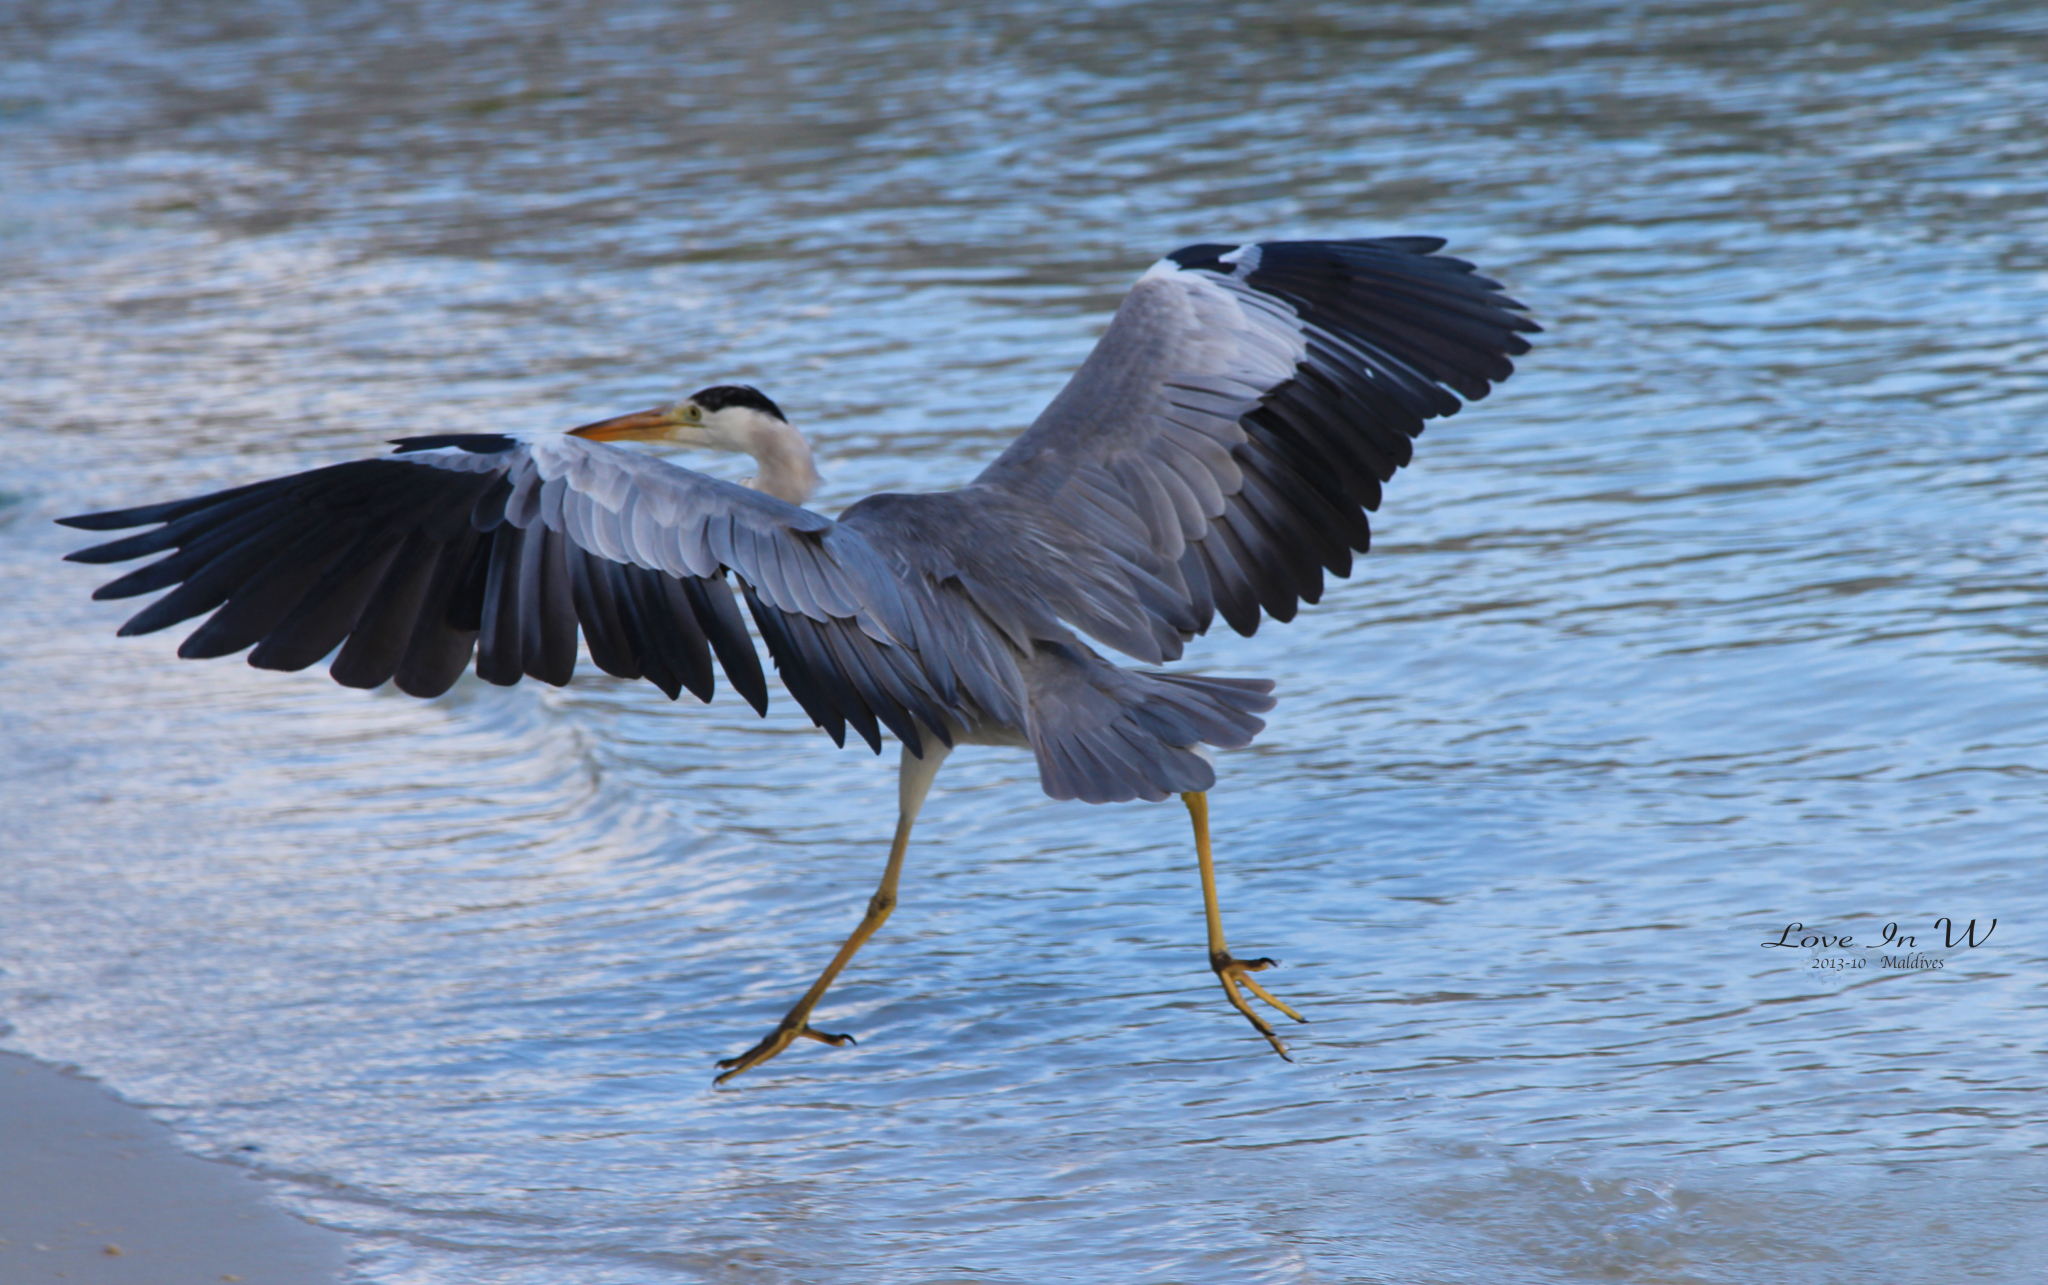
[59,434,991,754]
[328,530,441,688]
[968,237,1538,653]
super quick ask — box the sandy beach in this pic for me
[0,1051,344,1285]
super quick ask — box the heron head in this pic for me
[568,385,818,504]
[569,385,790,452]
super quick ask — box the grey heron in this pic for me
[60,237,1538,1082]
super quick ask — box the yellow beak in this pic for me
[568,407,674,441]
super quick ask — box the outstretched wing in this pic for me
[970,237,1539,649]
[59,434,991,757]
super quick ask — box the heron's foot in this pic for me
[1211,951,1307,1060]
[713,1019,857,1086]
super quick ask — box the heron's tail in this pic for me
[1020,642,1275,804]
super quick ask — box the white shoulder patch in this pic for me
[391,445,512,475]
[1218,244,1261,273]
[1128,252,1309,394]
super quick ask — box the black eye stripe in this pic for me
[688,385,787,422]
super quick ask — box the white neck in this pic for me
[744,417,822,506]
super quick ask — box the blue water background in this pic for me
[3,3,2045,1281]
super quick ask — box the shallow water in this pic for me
[4,1,2046,1281]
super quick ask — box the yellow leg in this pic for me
[715,741,948,1085]
[1183,791,1306,1060]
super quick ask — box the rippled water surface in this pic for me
[4,2,2047,1281]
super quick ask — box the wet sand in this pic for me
[0,1051,344,1285]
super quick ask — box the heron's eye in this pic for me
[681,404,704,424]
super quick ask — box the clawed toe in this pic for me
[1210,950,1309,1060]
[714,1022,859,1085]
